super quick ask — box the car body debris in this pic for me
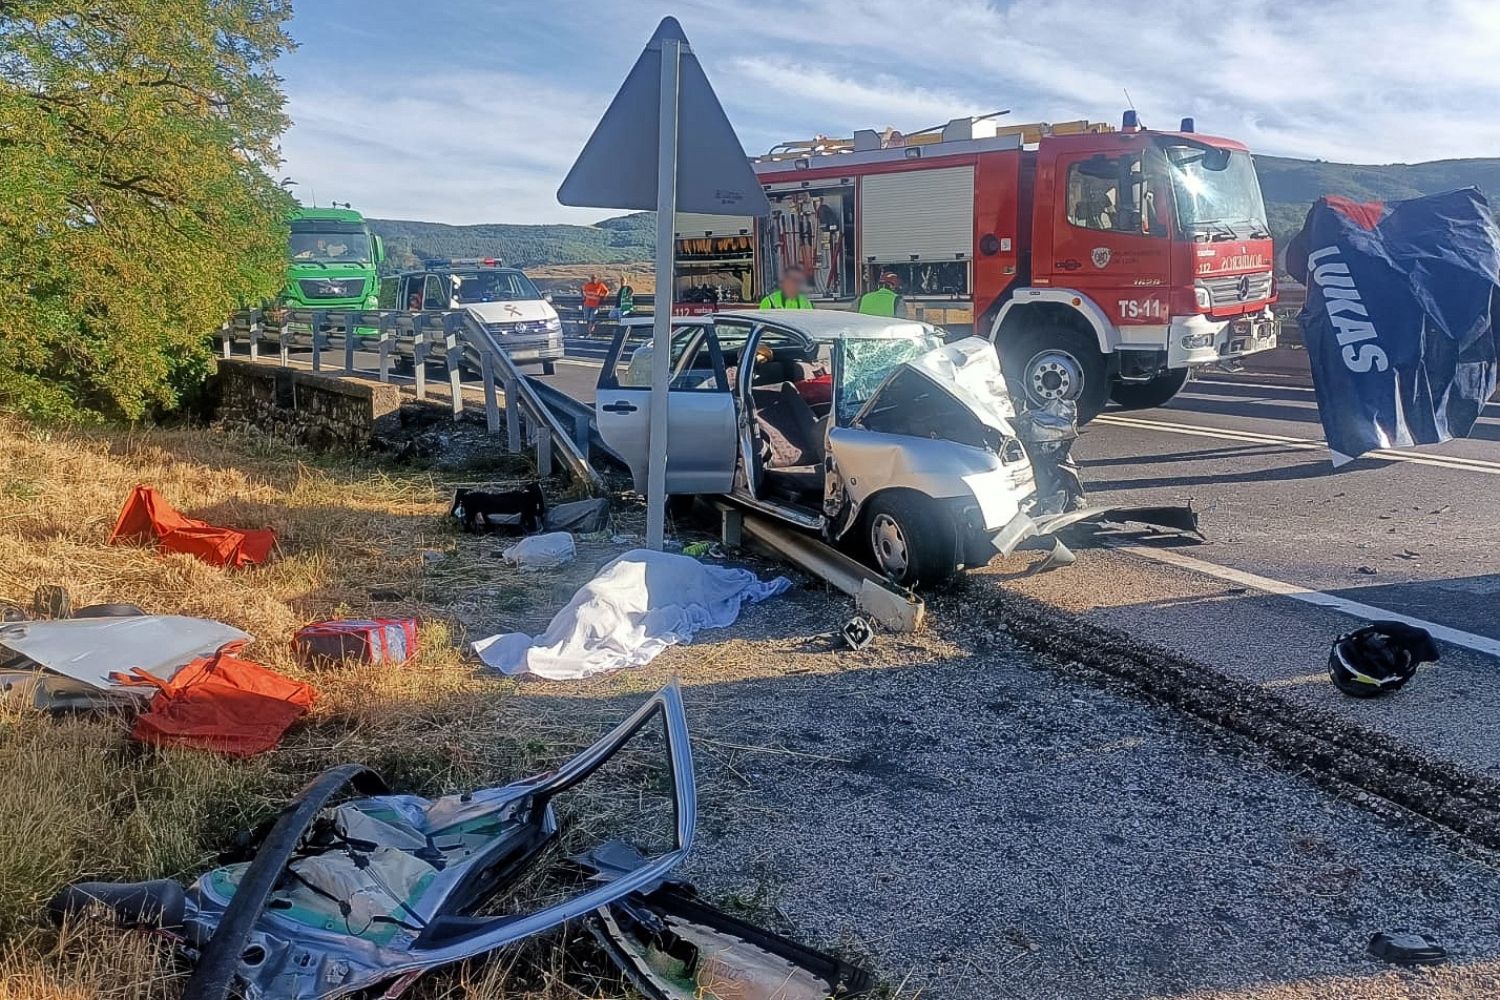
[0,614,251,711]
[49,683,870,999]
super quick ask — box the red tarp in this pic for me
[108,486,276,568]
[116,641,316,757]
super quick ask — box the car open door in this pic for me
[595,323,738,494]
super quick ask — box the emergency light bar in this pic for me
[421,257,505,268]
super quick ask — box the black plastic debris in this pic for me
[840,615,875,651]
[32,584,71,620]
[1369,929,1446,966]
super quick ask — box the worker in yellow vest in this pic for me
[857,271,905,317]
[759,266,813,309]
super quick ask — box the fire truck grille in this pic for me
[1202,271,1273,307]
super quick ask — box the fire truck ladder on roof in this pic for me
[755,116,1114,162]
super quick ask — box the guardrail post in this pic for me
[248,310,261,362]
[479,352,501,434]
[571,411,591,454]
[535,408,553,475]
[442,313,463,419]
[220,319,232,359]
[413,322,429,401]
[342,312,357,374]
[377,312,394,382]
[277,313,290,366]
[504,374,522,453]
[310,310,327,372]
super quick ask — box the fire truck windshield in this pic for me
[1159,144,1269,241]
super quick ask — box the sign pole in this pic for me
[645,35,681,550]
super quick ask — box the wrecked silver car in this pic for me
[50,684,870,1000]
[597,310,1041,586]
[598,311,1202,586]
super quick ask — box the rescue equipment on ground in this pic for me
[115,640,316,756]
[292,618,418,666]
[109,486,276,569]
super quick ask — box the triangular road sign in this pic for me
[558,17,769,217]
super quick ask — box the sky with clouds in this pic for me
[278,0,1500,225]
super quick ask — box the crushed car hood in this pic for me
[855,336,1019,441]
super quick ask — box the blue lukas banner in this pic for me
[1292,189,1500,465]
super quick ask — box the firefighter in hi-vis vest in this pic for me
[857,271,905,317]
[759,265,813,309]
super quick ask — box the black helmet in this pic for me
[1328,621,1439,698]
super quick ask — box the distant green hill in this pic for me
[370,156,1500,274]
[368,214,654,274]
[1254,155,1500,251]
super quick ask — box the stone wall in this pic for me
[214,359,403,451]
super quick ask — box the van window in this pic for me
[422,275,449,310]
[450,270,541,304]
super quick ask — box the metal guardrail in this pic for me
[218,308,604,493]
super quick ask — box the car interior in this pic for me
[736,328,833,509]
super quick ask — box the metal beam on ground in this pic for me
[713,501,925,632]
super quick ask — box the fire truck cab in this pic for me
[672,113,1279,420]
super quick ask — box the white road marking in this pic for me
[1094,413,1500,475]
[1190,378,1316,393]
[1110,543,1500,659]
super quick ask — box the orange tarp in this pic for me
[108,486,275,569]
[116,641,316,757]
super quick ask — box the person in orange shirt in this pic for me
[581,274,610,336]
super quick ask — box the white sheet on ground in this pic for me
[502,532,576,571]
[472,549,791,680]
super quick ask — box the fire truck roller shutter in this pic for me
[673,213,754,238]
[859,166,975,263]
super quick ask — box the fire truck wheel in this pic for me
[862,491,958,589]
[1108,367,1189,411]
[1002,327,1109,422]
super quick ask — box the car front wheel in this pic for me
[862,491,958,589]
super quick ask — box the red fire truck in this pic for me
[672,112,1279,418]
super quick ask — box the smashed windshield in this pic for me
[836,335,942,423]
[451,270,541,304]
[1160,145,1270,241]
[289,224,372,264]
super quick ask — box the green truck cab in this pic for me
[281,207,384,316]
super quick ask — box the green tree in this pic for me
[0,0,295,420]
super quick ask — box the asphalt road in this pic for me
[1006,368,1500,781]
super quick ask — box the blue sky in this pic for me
[279,0,1500,225]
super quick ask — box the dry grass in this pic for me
[0,416,655,999]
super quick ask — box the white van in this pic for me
[382,260,564,374]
